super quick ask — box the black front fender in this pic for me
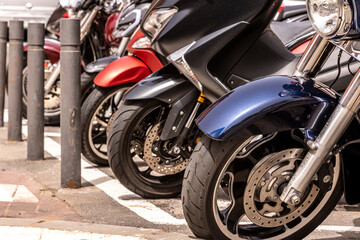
[196,76,339,141]
[84,55,119,74]
[124,64,195,104]
[124,64,200,141]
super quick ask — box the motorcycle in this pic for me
[80,0,152,94]
[80,1,163,166]
[106,0,356,198]
[182,0,360,239]
[22,0,126,125]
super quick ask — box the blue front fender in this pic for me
[196,76,339,141]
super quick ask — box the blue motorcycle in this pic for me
[183,0,360,239]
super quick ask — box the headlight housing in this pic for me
[168,42,203,92]
[142,8,178,39]
[307,0,352,38]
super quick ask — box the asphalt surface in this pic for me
[0,118,360,239]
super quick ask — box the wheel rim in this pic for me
[126,103,191,186]
[212,133,340,239]
[22,61,61,115]
[88,87,128,160]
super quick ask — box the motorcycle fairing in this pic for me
[196,76,338,141]
[84,55,119,74]
[124,64,195,104]
[94,56,151,87]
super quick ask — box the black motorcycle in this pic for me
[106,0,356,198]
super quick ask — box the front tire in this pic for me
[182,132,343,240]
[107,100,186,198]
[81,84,133,166]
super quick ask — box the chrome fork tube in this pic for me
[281,68,360,205]
[44,8,99,95]
[80,8,99,41]
[117,37,130,57]
[293,33,335,78]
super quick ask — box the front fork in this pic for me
[170,93,205,158]
[281,34,359,204]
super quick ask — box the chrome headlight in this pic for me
[307,0,352,38]
[142,8,177,39]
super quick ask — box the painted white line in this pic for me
[21,125,186,225]
[3,109,7,123]
[81,160,186,225]
[0,184,39,203]
[44,132,61,138]
[0,185,13,202]
[0,226,140,240]
[316,225,360,232]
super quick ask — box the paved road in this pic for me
[1,113,360,239]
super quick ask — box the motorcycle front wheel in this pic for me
[107,100,189,198]
[22,62,95,125]
[182,131,343,240]
[81,84,133,166]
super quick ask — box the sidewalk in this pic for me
[0,125,193,239]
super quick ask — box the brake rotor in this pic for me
[243,148,319,228]
[143,122,188,175]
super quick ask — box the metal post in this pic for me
[8,21,23,141]
[27,23,44,160]
[60,18,81,188]
[0,22,7,127]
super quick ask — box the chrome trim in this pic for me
[117,37,130,57]
[281,68,360,204]
[121,9,141,38]
[293,34,335,78]
[184,101,201,129]
[168,42,204,92]
[44,64,60,96]
[80,7,100,41]
[307,0,352,39]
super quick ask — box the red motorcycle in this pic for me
[81,28,164,165]
[22,0,126,125]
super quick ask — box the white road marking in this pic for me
[10,114,360,230]
[0,184,39,203]
[317,225,360,232]
[21,125,186,225]
[43,132,61,138]
[0,226,140,240]
[3,109,7,123]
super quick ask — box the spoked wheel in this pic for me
[22,60,62,125]
[81,85,133,166]
[182,131,343,240]
[108,100,199,198]
[22,60,95,125]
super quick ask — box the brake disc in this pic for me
[143,122,188,175]
[243,148,319,228]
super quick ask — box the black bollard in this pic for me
[27,23,44,160]
[60,18,81,188]
[0,22,7,127]
[8,21,23,141]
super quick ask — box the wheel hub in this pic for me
[243,148,319,228]
[143,122,188,175]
